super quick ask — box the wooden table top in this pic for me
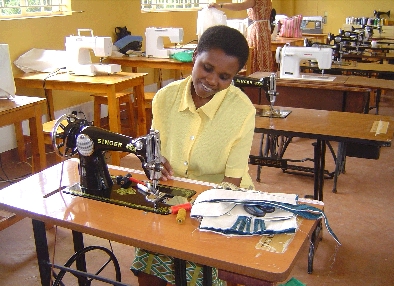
[0,95,45,115]
[254,105,394,146]
[301,61,394,75]
[0,95,47,174]
[271,37,305,51]
[14,71,147,86]
[251,71,394,91]
[0,158,320,283]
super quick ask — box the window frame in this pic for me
[0,0,72,20]
[141,0,205,13]
[140,0,244,13]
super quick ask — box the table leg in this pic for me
[313,139,326,201]
[332,142,346,193]
[173,258,187,286]
[29,105,47,173]
[202,265,212,286]
[72,231,87,286]
[45,89,55,121]
[14,122,27,162]
[32,219,51,286]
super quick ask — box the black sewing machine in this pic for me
[51,114,195,214]
[233,73,291,118]
[373,10,390,19]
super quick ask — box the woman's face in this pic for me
[191,48,240,100]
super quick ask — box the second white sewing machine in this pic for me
[145,27,184,58]
[276,44,335,81]
[65,29,121,76]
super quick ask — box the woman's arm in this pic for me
[222,176,242,187]
[208,0,255,11]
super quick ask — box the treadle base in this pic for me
[283,164,335,179]
[63,181,196,215]
[249,155,334,179]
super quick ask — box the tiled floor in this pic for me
[0,91,393,285]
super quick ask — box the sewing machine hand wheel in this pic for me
[51,113,79,158]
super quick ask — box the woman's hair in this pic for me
[196,25,249,71]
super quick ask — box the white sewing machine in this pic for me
[65,29,121,76]
[145,27,184,58]
[276,45,335,80]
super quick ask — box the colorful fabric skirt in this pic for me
[131,248,225,286]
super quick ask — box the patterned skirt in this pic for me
[131,248,225,286]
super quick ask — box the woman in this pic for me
[209,0,274,73]
[130,25,256,286]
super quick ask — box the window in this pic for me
[141,0,204,13]
[0,0,71,20]
[140,0,245,13]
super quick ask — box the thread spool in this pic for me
[176,208,186,224]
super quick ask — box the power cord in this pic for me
[42,67,67,121]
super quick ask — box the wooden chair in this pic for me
[238,47,253,76]
[140,92,155,132]
[91,92,136,136]
[43,119,64,163]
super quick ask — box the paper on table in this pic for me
[370,120,389,136]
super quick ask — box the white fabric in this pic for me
[14,48,68,73]
[196,7,227,40]
[190,189,298,236]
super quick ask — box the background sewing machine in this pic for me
[301,16,323,34]
[276,45,335,81]
[145,27,184,58]
[65,29,121,76]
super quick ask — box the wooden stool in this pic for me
[143,92,155,132]
[43,120,63,163]
[92,92,136,136]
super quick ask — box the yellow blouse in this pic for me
[152,76,255,188]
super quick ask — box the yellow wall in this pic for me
[0,0,392,110]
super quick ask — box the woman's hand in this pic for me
[160,156,174,181]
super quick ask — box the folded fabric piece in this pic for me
[191,189,340,245]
